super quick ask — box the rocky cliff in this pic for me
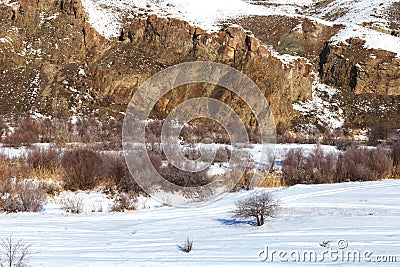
[0,0,400,130]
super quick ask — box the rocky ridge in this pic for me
[0,0,399,130]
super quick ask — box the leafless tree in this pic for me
[0,236,31,267]
[232,192,278,226]
[182,238,193,253]
[282,148,305,186]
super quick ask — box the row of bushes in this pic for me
[282,145,396,186]
[0,116,123,148]
[4,145,226,193]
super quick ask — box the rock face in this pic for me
[0,0,312,128]
[118,16,313,126]
[0,0,400,130]
[320,39,400,95]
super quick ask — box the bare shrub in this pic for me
[76,116,101,144]
[3,117,39,147]
[161,163,211,188]
[232,192,278,226]
[0,236,31,267]
[303,146,337,184]
[0,156,20,212]
[276,121,288,136]
[60,195,84,214]
[61,148,104,191]
[335,138,354,151]
[16,180,46,212]
[0,177,21,213]
[369,122,393,142]
[336,147,392,182]
[182,238,193,253]
[0,173,46,213]
[282,146,337,185]
[148,151,162,172]
[110,192,137,212]
[107,155,143,194]
[183,148,201,161]
[26,147,60,172]
[282,148,305,186]
[391,140,400,165]
[214,147,231,163]
[277,133,295,144]
[232,169,256,191]
[0,156,11,184]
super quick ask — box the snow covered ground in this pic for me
[293,81,344,130]
[1,180,399,266]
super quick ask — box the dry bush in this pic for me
[391,141,400,178]
[196,120,229,144]
[148,151,163,172]
[335,138,354,151]
[27,147,60,169]
[277,133,295,144]
[232,192,278,226]
[336,146,392,182]
[16,180,46,212]
[0,177,20,213]
[61,148,105,191]
[282,146,338,185]
[0,177,46,213]
[0,157,19,212]
[183,148,201,161]
[214,147,231,163]
[233,169,257,191]
[282,148,305,186]
[260,172,285,188]
[0,236,31,267]
[180,124,197,144]
[303,146,337,184]
[107,155,143,194]
[0,156,11,183]
[76,116,101,144]
[60,195,84,214]
[182,238,193,253]
[26,147,61,180]
[161,163,211,188]
[3,117,39,147]
[391,141,400,165]
[276,121,288,136]
[246,126,261,144]
[369,122,393,142]
[110,192,137,212]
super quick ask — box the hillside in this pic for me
[0,0,399,131]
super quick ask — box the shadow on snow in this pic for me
[216,218,257,226]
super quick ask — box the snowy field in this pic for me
[1,180,399,266]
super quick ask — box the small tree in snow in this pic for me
[232,192,278,226]
[0,236,31,267]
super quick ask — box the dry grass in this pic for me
[260,172,285,188]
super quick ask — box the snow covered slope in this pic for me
[1,180,399,266]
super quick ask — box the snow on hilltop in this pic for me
[79,0,400,57]
[80,0,269,39]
